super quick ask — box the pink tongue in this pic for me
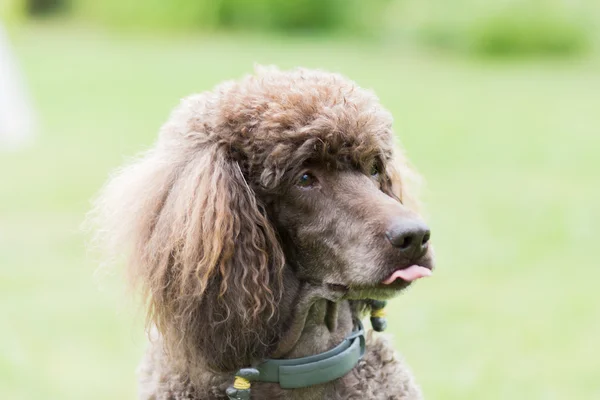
[383,265,432,284]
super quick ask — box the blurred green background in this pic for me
[1,0,599,399]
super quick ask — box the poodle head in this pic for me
[90,66,433,373]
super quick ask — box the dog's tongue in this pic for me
[383,265,432,284]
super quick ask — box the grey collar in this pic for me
[256,319,365,388]
[226,320,365,399]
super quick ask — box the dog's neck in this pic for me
[275,294,355,360]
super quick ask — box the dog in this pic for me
[91,66,435,399]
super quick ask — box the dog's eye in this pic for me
[370,164,380,177]
[297,172,317,188]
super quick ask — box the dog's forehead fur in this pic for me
[162,67,396,186]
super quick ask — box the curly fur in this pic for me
[90,66,432,399]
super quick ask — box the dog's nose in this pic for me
[386,219,430,259]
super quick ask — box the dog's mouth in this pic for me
[326,264,433,299]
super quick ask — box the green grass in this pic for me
[1,22,599,399]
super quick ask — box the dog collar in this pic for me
[226,302,387,399]
[256,319,365,388]
[226,320,365,399]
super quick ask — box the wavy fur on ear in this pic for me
[89,124,285,373]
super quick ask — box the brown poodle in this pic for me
[91,66,435,399]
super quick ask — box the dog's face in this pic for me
[263,160,434,300]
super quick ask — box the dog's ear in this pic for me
[384,147,422,213]
[91,140,285,373]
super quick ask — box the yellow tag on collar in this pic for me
[233,376,251,390]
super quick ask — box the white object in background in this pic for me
[0,23,37,150]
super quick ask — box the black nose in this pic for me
[386,219,430,258]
